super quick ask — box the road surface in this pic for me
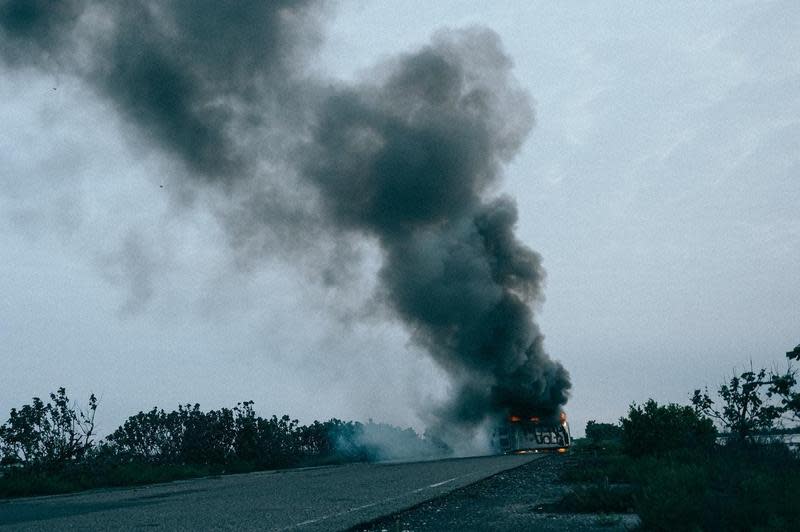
[0,454,539,530]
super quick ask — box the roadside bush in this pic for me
[0,389,448,498]
[556,481,634,514]
[632,443,800,532]
[104,407,185,463]
[633,459,710,532]
[620,400,716,457]
[0,388,97,470]
[245,414,303,467]
[0,460,221,498]
[180,404,237,465]
[105,403,304,468]
[585,420,623,446]
[560,449,631,484]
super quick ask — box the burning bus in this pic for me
[492,411,571,454]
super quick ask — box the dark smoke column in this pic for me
[0,0,569,435]
[303,29,570,430]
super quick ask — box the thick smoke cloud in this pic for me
[95,1,322,179]
[0,0,83,63]
[304,29,570,426]
[1,2,570,435]
[1,0,321,179]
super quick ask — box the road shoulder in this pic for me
[351,454,637,531]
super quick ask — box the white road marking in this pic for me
[277,472,479,530]
[426,477,459,489]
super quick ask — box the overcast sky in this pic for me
[2,1,798,437]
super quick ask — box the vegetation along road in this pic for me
[0,454,538,531]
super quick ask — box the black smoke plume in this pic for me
[303,29,570,427]
[0,0,83,63]
[2,0,322,178]
[1,2,569,435]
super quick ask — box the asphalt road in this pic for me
[0,454,539,531]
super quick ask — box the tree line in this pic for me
[0,393,446,496]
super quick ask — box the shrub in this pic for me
[560,450,631,484]
[585,420,623,445]
[633,459,710,532]
[102,402,446,470]
[1,390,448,498]
[179,404,236,465]
[105,403,300,468]
[0,388,97,470]
[631,443,800,532]
[556,482,634,514]
[104,407,185,463]
[620,400,716,457]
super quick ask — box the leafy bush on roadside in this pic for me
[560,449,631,484]
[632,444,800,532]
[103,403,439,469]
[0,460,222,498]
[620,400,716,457]
[559,440,800,530]
[0,389,447,498]
[103,406,184,464]
[556,482,635,514]
[632,458,710,531]
[0,388,97,470]
[585,420,623,446]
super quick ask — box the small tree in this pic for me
[787,344,800,361]
[621,400,716,457]
[0,388,97,469]
[692,363,796,442]
[780,344,800,421]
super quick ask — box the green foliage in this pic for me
[0,388,97,470]
[560,448,631,484]
[103,404,437,469]
[632,444,800,532]
[556,482,634,514]
[632,458,710,531]
[620,400,716,457]
[692,367,792,442]
[787,344,800,361]
[103,406,186,464]
[585,420,622,445]
[1,390,446,498]
[0,461,221,498]
[692,347,800,436]
[560,439,800,531]
[556,349,800,530]
[781,345,800,421]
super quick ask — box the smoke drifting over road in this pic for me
[1,1,569,438]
